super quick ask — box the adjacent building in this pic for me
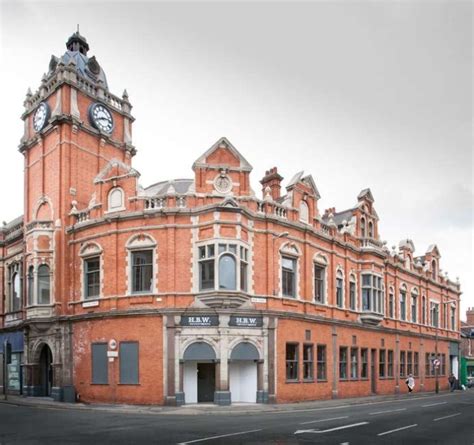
[460,308,474,387]
[0,32,462,405]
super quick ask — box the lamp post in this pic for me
[434,299,457,394]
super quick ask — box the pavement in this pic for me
[0,389,460,415]
[0,390,473,444]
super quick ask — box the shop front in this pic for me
[0,330,24,395]
[166,312,273,406]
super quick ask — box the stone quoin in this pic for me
[0,32,462,406]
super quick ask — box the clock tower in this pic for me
[20,31,135,399]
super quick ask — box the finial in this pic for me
[77,24,80,33]
[122,89,129,100]
[26,87,32,98]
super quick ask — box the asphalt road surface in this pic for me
[0,391,473,444]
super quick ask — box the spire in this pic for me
[66,27,89,55]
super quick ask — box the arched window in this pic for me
[336,270,344,308]
[399,285,407,321]
[349,274,357,310]
[368,221,373,238]
[431,260,437,280]
[360,217,366,238]
[8,263,21,312]
[313,254,327,304]
[38,265,51,305]
[411,288,418,323]
[388,287,395,318]
[299,201,309,223]
[27,266,34,306]
[108,187,124,211]
[422,295,426,324]
[219,254,236,290]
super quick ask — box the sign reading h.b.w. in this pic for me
[229,315,263,328]
[180,315,219,327]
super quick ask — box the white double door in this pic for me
[229,361,257,403]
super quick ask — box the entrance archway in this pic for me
[183,342,216,403]
[39,344,53,397]
[229,342,259,403]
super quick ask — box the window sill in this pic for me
[91,383,109,386]
[317,379,328,383]
[303,379,315,383]
[285,379,300,384]
[118,383,140,386]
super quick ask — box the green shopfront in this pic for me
[0,331,24,394]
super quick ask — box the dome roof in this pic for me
[48,32,108,89]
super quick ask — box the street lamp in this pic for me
[434,299,457,394]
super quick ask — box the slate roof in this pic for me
[144,179,194,196]
[322,208,356,226]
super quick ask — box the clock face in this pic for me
[33,102,50,132]
[89,103,114,134]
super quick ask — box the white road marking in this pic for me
[369,408,406,415]
[294,422,369,435]
[422,401,447,407]
[300,415,349,425]
[433,413,461,422]
[378,424,418,436]
[176,429,262,444]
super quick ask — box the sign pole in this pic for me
[3,340,7,401]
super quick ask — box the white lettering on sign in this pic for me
[107,351,118,357]
[82,300,99,308]
[251,297,266,304]
[189,316,210,324]
[236,317,257,325]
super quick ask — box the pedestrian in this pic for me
[448,373,456,392]
[405,374,415,393]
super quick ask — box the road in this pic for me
[0,391,472,444]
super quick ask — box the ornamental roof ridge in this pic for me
[94,158,140,184]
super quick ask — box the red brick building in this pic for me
[0,32,461,405]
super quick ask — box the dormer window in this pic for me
[108,187,125,212]
[368,221,373,238]
[431,259,437,280]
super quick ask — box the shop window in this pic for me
[387,350,394,377]
[425,353,432,377]
[27,266,34,306]
[361,273,383,313]
[349,275,356,310]
[317,345,327,380]
[131,250,153,294]
[37,264,51,305]
[361,348,368,379]
[85,256,100,299]
[119,342,139,384]
[339,347,348,380]
[379,349,386,378]
[399,286,407,321]
[336,270,344,308]
[286,343,299,381]
[91,343,108,384]
[407,351,413,375]
[282,256,296,298]
[303,344,314,381]
[400,351,406,377]
[350,347,358,379]
[414,352,419,377]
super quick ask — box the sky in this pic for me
[0,1,472,318]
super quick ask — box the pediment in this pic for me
[286,171,321,199]
[192,137,253,172]
[94,159,140,184]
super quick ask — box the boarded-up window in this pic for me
[119,342,139,384]
[91,343,108,384]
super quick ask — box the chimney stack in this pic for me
[260,167,283,201]
[466,307,474,326]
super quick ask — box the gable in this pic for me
[193,137,252,172]
[94,158,140,184]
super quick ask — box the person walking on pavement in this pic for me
[405,374,415,393]
[448,373,456,392]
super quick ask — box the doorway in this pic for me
[229,362,257,402]
[39,345,53,397]
[197,363,215,403]
[370,349,377,394]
